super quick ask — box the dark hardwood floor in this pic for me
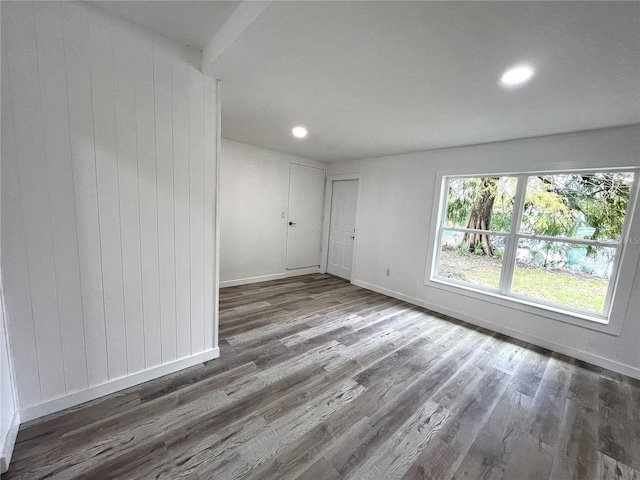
[5,274,640,479]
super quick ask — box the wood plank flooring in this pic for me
[5,274,640,479]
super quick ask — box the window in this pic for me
[432,170,637,320]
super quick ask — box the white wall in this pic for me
[1,1,218,421]
[327,125,640,379]
[220,140,327,286]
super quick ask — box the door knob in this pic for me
[289,221,297,226]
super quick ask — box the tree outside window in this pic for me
[434,170,636,317]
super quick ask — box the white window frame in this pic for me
[425,167,640,333]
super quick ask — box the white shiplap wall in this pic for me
[1,1,218,419]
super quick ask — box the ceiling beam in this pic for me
[202,1,271,76]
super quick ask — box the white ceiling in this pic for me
[92,1,640,162]
[90,1,241,50]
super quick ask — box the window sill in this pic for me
[426,276,618,335]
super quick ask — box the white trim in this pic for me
[440,226,619,249]
[441,226,510,237]
[0,410,20,474]
[214,79,222,350]
[220,267,321,288]
[437,165,638,179]
[19,348,220,423]
[352,280,640,380]
[320,174,364,280]
[429,277,611,327]
[500,175,526,294]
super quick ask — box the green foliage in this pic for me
[490,212,512,232]
[457,241,470,255]
[446,176,517,231]
[521,173,633,241]
[511,267,607,314]
[446,178,480,227]
[440,250,607,314]
[577,173,631,241]
[447,172,633,241]
[522,182,572,237]
[490,177,518,231]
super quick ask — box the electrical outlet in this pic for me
[386,268,390,276]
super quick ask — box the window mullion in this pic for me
[602,245,622,317]
[442,226,508,236]
[514,232,618,248]
[499,174,527,295]
[431,176,451,280]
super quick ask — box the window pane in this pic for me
[445,177,517,233]
[437,231,506,290]
[520,172,634,242]
[511,239,616,315]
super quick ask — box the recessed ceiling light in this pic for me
[500,65,534,87]
[292,126,308,139]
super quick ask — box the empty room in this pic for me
[1,1,639,479]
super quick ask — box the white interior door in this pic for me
[327,180,358,280]
[285,164,326,269]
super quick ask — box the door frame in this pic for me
[320,174,364,282]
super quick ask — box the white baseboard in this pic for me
[220,267,321,288]
[19,348,220,423]
[353,280,640,381]
[0,410,20,474]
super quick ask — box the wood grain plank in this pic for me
[295,457,341,480]
[528,353,575,448]
[326,326,489,475]
[597,452,640,480]
[204,380,365,480]
[501,430,554,480]
[348,401,449,480]
[243,395,366,480]
[509,345,551,398]
[549,398,598,480]
[454,388,533,480]
[598,376,639,471]
[401,436,460,480]
[429,366,511,478]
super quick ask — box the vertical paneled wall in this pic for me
[1,1,218,413]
